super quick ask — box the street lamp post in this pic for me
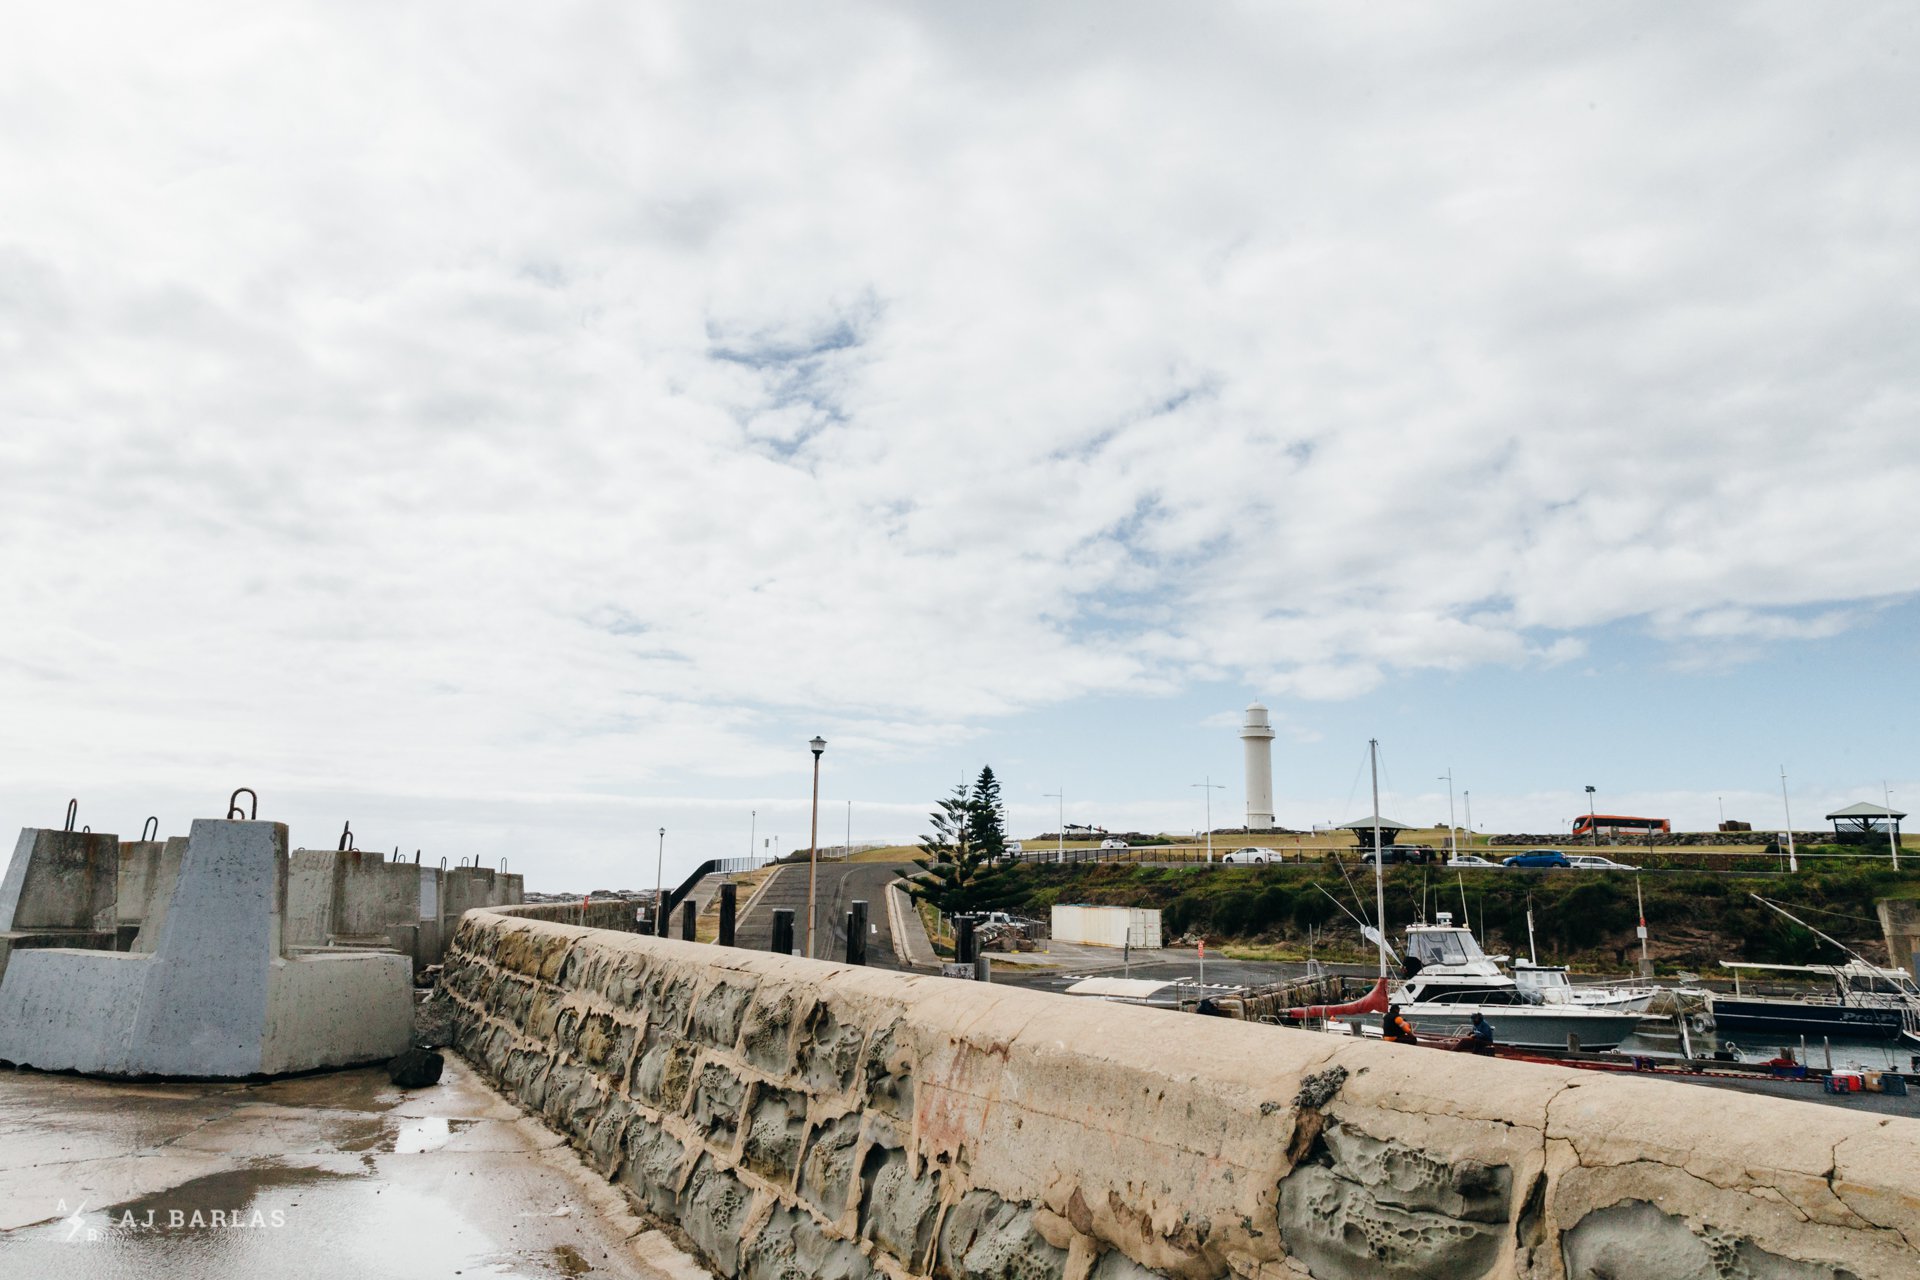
[1440,769,1457,861]
[654,827,666,936]
[1192,776,1224,862]
[1044,790,1063,862]
[806,736,826,958]
[1584,785,1597,846]
[1463,791,1472,850]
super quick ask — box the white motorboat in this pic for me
[1392,915,1648,1051]
[1511,959,1660,1015]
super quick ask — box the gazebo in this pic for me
[1825,802,1905,846]
[1337,815,1412,848]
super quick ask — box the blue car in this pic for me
[1502,850,1571,868]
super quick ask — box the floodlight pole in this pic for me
[1440,770,1457,860]
[1192,777,1224,862]
[1044,790,1063,862]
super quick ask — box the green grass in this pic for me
[961,856,1917,972]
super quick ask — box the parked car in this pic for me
[1445,854,1497,867]
[1361,845,1437,866]
[1503,850,1572,869]
[1565,854,1639,871]
[1220,847,1268,864]
[1100,838,1128,850]
[1005,841,1023,855]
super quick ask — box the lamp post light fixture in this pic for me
[654,827,666,936]
[806,736,826,958]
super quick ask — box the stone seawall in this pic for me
[510,899,645,931]
[443,908,1920,1280]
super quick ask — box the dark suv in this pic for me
[1360,845,1437,866]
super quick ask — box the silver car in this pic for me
[1220,847,1269,865]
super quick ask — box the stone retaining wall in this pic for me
[443,907,1920,1280]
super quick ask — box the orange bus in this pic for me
[1571,814,1670,837]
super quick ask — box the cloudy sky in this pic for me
[4,2,1916,888]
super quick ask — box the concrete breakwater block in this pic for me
[0,817,412,1077]
[0,827,122,989]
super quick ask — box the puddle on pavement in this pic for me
[0,1162,612,1279]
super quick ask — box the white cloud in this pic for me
[3,2,1917,878]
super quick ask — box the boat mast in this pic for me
[1635,876,1651,978]
[1370,739,1387,980]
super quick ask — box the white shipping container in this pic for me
[1050,904,1162,950]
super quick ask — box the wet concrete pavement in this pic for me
[0,1057,709,1280]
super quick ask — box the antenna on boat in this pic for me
[1456,872,1470,932]
[1369,739,1387,980]
[1525,894,1538,966]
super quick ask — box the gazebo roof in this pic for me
[1337,815,1412,831]
[1827,802,1906,820]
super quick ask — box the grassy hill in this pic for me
[969,853,1912,973]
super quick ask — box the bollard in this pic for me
[680,901,696,941]
[846,900,868,966]
[718,882,737,947]
[974,954,992,984]
[771,908,795,955]
[956,917,976,965]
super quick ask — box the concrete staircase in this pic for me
[732,864,803,953]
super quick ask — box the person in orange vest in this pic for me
[1383,1005,1419,1044]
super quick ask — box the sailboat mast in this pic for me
[1370,739,1387,979]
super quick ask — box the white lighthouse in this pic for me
[1240,702,1276,830]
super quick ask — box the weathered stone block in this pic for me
[691,979,756,1052]
[689,1061,749,1142]
[799,1112,865,1220]
[1561,1200,1863,1280]
[643,969,695,1037]
[861,1019,913,1118]
[859,1146,941,1270]
[745,1205,876,1280]
[936,1189,1068,1280]
[681,1154,755,1276]
[798,1001,865,1094]
[742,988,800,1076]
[1276,1120,1510,1280]
[620,1119,690,1219]
[631,1032,697,1112]
[741,1086,810,1185]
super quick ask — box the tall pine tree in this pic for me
[968,765,1007,863]
[910,776,1012,915]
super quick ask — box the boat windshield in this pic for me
[1407,928,1485,967]
[1846,972,1920,997]
[1515,967,1570,990]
